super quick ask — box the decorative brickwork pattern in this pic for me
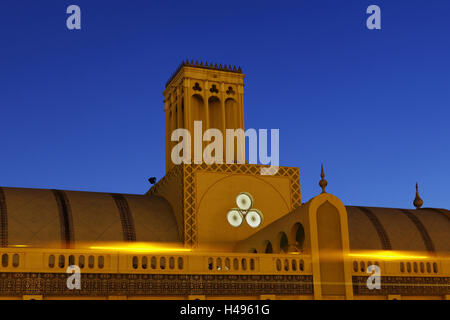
[150,164,301,248]
[0,273,313,297]
[353,276,450,296]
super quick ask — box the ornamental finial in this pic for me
[413,182,423,209]
[319,163,327,194]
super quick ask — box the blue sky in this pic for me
[0,0,448,209]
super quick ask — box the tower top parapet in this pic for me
[166,59,242,88]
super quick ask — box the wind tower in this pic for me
[163,60,245,172]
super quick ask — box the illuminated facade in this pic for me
[0,61,448,300]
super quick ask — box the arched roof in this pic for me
[0,187,180,248]
[346,206,450,253]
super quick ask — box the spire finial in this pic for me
[413,182,423,209]
[319,163,327,194]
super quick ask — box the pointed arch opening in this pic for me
[208,96,222,131]
[191,94,205,124]
[225,98,239,130]
[278,231,289,253]
[264,240,273,254]
[290,222,305,252]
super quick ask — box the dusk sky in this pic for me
[0,0,448,209]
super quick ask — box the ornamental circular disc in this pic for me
[236,192,253,211]
[245,209,263,228]
[227,209,243,227]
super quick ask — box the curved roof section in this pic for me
[346,206,450,253]
[0,187,180,248]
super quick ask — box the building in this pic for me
[0,61,448,300]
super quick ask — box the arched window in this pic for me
[290,223,305,252]
[264,241,273,254]
[278,232,289,253]
[208,96,222,131]
[191,94,205,123]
